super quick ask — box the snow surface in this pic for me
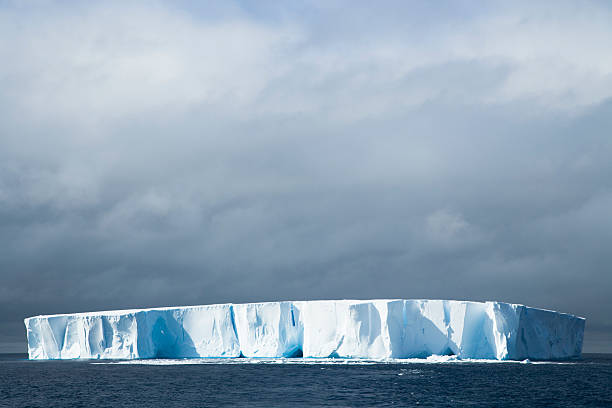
[24,300,585,361]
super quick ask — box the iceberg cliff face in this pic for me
[24,300,585,361]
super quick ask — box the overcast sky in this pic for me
[1,0,611,353]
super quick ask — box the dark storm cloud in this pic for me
[1,1,611,352]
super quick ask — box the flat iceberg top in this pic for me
[24,299,585,361]
[24,299,585,320]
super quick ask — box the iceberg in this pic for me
[24,299,585,361]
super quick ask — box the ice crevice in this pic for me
[24,299,585,361]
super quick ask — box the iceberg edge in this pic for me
[24,299,585,361]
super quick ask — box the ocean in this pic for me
[0,353,610,407]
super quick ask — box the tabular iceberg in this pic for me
[24,300,585,361]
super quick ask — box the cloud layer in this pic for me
[1,0,611,352]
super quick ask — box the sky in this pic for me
[1,0,611,353]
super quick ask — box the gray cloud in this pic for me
[1,1,611,353]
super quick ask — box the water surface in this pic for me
[1,353,610,407]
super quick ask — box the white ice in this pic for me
[24,299,585,361]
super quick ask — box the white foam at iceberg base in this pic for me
[91,356,580,365]
[24,299,585,361]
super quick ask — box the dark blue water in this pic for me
[1,354,610,407]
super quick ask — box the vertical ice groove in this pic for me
[229,304,239,348]
[61,319,69,358]
[290,304,296,327]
